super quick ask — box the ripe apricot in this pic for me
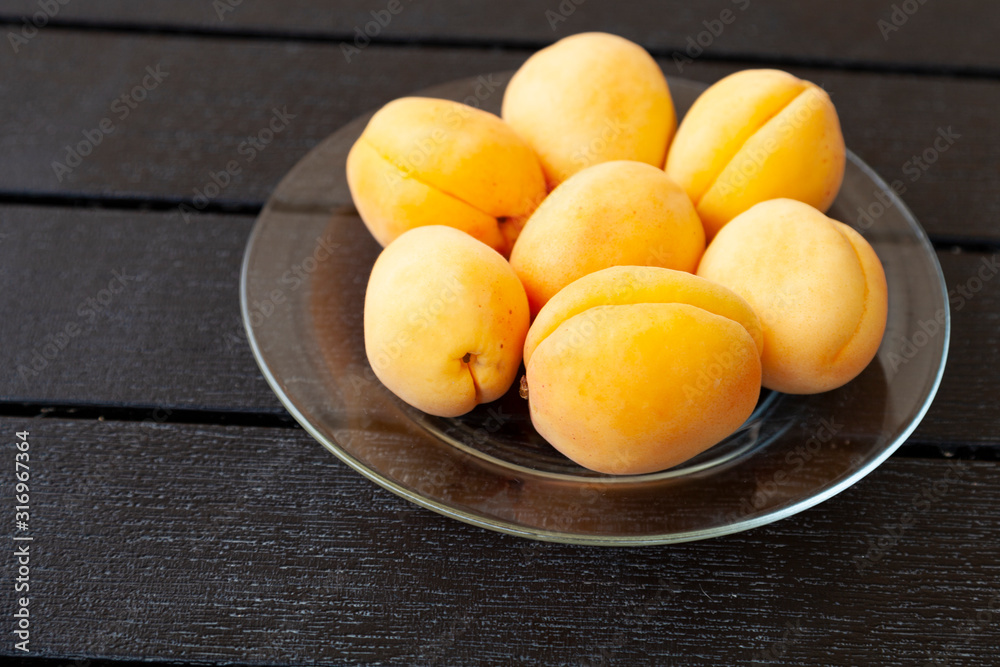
[510,160,705,317]
[502,32,676,189]
[524,266,762,474]
[697,199,888,394]
[364,226,530,417]
[666,69,845,240]
[347,97,546,256]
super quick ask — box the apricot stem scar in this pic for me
[465,354,482,403]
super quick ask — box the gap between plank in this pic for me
[3,15,1000,82]
[1,191,997,254]
[0,191,261,217]
[0,401,995,461]
[0,401,298,430]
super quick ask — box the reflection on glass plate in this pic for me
[241,74,949,545]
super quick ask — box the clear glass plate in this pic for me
[241,74,949,545]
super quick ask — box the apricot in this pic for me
[346,97,547,256]
[501,32,676,189]
[524,266,762,475]
[364,226,530,417]
[665,69,845,240]
[509,161,705,317]
[696,199,888,394]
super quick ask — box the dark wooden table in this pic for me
[2,2,999,665]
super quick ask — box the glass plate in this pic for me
[241,74,949,545]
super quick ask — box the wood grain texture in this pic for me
[0,205,283,414]
[1,6,997,667]
[0,415,998,666]
[1,31,998,240]
[1,0,998,71]
[0,205,996,449]
[920,249,1000,448]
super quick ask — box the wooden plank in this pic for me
[914,249,1000,449]
[1,31,998,239]
[0,204,997,449]
[0,31,528,207]
[1,415,998,665]
[2,0,998,71]
[0,205,284,414]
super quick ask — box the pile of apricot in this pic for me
[348,32,887,475]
